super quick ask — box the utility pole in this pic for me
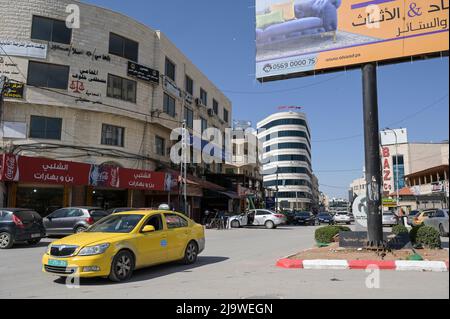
[275,165,279,212]
[0,75,8,123]
[384,128,400,208]
[362,63,384,249]
[180,120,188,217]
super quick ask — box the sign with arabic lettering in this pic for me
[127,61,160,84]
[0,40,47,59]
[255,0,449,81]
[3,82,24,99]
[119,168,166,191]
[0,155,91,185]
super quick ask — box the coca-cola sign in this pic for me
[0,154,19,181]
[89,165,120,188]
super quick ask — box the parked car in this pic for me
[106,207,136,215]
[424,209,449,237]
[333,211,352,224]
[42,210,205,282]
[407,210,420,226]
[316,212,334,225]
[382,211,399,227]
[0,208,46,249]
[412,209,437,226]
[293,211,315,226]
[229,209,286,229]
[43,207,108,236]
[280,210,295,225]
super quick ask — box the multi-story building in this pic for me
[0,0,231,219]
[311,174,320,213]
[257,111,312,211]
[349,128,449,211]
[205,121,264,213]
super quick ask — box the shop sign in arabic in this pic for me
[3,82,24,99]
[0,40,47,59]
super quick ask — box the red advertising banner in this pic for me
[119,169,167,191]
[0,155,91,185]
[1,154,175,191]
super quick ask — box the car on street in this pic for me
[42,210,205,282]
[229,209,286,229]
[412,209,437,226]
[424,209,449,237]
[316,212,334,225]
[106,207,136,214]
[43,207,108,235]
[292,211,315,226]
[333,211,352,224]
[0,208,46,249]
[382,211,399,227]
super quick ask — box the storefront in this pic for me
[0,154,172,216]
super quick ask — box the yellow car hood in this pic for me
[51,232,131,248]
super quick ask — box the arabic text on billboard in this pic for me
[255,0,449,79]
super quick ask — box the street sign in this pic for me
[352,194,367,229]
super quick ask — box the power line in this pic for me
[221,73,344,95]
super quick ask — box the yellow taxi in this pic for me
[42,210,205,282]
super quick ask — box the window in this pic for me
[184,107,194,129]
[109,33,139,62]
[27,61,69,90]
[165,58,176,82]
[30,115,62,140]
[185,76,193,96]
[260,118,310,136]
[155,136,165,156]
[101,124,125,147]
[143,214,163,231]
[223,108,229,123]
[31,16,72,44]
[164,213,188,229]
[256,210,269,216]
[66,209,84,218]
[263,167,310,175]
[107,74,136,103]
[200,88,208,106]
[49,209,69,219]
[213,99,219,115]
[200,117,208,133]
[434,210,445,218]
[163,93,176,117]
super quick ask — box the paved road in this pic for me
[0,226,448,299]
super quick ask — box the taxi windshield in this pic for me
[87,214,143,233]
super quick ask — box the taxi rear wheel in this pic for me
[183,241,198,265]
[109,250,134,282]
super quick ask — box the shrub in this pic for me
[315,225,351,244]
[392,224,409,236]
[409,224,424,243]
[415,226,441,249]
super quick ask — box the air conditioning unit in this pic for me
[195,98,206,108]
[207,108,214,117]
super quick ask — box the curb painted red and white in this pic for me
[276,258,449,272]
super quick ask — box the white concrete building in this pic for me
[257,111,312,211]
[0,0,231,217]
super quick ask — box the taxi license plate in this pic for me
[48,259,68,267]
[31,234,41,238]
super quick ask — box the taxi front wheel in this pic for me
[182,241,198,265]
[109,250,135,282]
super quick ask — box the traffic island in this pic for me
[276,242,449,272]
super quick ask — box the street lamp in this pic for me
[384,127,400,208]
[275,165,279,212]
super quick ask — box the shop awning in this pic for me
[163,168,225,192]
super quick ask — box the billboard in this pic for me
[255,0,449,80]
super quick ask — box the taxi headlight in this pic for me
[78,243,110,256]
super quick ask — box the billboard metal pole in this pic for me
[362,63,384,249]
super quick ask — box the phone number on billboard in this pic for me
[273,58,317,69]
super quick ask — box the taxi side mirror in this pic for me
[142,225,156,233]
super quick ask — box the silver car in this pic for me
[43,207,107,235]
[333,211,352,224]
[382,211,398,227]
[229,209,286,229]
[424,209,449,237]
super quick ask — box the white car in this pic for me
[229,209,286,229]
[333,211,352,225]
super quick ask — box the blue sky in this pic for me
[84,0,449,198]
